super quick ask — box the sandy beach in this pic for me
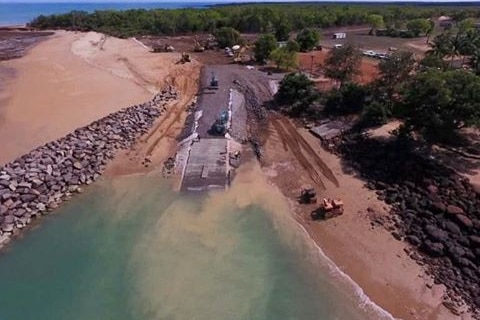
[0,31,199,166]
[262,116,473,320]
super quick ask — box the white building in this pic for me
[332,32,346,39]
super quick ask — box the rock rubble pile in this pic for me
[0,88,178,247]
[338,135,480,317]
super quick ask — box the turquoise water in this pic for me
[0,174,386,320]
[0,2,214,25]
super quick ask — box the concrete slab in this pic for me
[180,138,227,192]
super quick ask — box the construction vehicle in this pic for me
[300,188,317,204]
[232,45,244,63]
[152,44,175,53]
[209,110,228,136]
[311,198,344,220]
[210,72,218,88]
[193,38,205,52]
[177,52,190,64]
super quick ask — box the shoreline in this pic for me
[0,30,201,248]
[261,115,470,320]
[0,89,177,249]
[277,190,398,320]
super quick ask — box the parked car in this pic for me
[376,53,389,59]
[333,44,343,49]
[362,50,376,57]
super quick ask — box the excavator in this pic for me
[177,52,190,64]
[210,110,228,135]
[193,38,205,52]
[209,72,218,89]
[232,45,245,63]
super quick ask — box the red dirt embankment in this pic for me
[298,50,379,90]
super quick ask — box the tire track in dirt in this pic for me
[271,117,326,189]
[278,117,339,187]
[145,101,185,156]
[144,71,199,156]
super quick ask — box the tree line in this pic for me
[275,21,480,146]
[29,3,480,38]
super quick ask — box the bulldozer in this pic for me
[177,52,190,64]
[193,38,205,52]
[311,198,344,220]
[152,44,175,53]
[300,188,317,204]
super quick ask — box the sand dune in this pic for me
[0,31,194,165]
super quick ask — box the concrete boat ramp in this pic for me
[180,138,228,192]
[179,66,237,192]
[178,65,278,192]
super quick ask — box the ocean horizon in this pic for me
[3,1,480,26]
[0,2,216,25]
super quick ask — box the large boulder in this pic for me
[425,224,449,242]
[455,215,473,228]
[469,235,480,247]
[422,240,445,257]
[446,205,464,215]
[431,202,446,213]
[443,221,462,235]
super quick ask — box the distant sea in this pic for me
[0,2,216,26]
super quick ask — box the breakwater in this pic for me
[338,135,480,317]
[0,87,178,247]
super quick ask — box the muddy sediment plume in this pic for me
[0,164,392,320]
[337,135,480,317]
[0,88,178,248]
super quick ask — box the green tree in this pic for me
[254,33,278,64]
[458,18,476,33]
[428,31,464,67]
[451,10,469,24]
[362,101,391,126]
[400,70,480,143]
[418,53,448,71]
[428,32,453,58]
[274,21,291,41]
[406,18,431,37]
[323,44,361,88]
[286,39,300,52]
[214,27,242,48]
[367,14,384,35]
[324,83,367,115]
[269,47,298,70]
[469,47,480,75]
[296,28,320,52]
[425,19,435,44]
[376,51,415,101]
[457,29,480,64]
[275,73,319,117]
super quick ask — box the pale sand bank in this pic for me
[0,31,193,165]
